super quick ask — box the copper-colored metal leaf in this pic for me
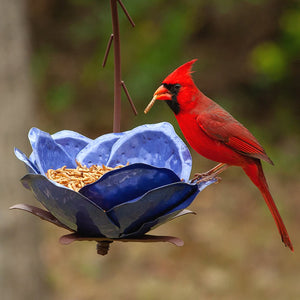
[10,204,72,231]
[59,233,184,247]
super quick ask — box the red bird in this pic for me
[144,59,293,251]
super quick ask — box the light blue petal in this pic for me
[14,147,39,174]
[29,127,76,175]
[52,130,92,162]
[21,174,120,238]
[107,122,192,181]
[76,132,125,167]
[28,127,38,151]
[197,178,218,191]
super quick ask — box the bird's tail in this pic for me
[243,161,293,251]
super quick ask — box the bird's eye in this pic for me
[163,83,181,93]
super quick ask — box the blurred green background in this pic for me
[1,0,300,299]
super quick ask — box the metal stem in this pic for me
[110,0,122,133]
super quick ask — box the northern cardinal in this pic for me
[144,59,293,251]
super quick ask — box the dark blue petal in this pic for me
[121,209,196,238]
[76,132,125,167]
[29,127,76,175]
[107,181,199,235]
[79,163,180,211]
[52,130,92,162]
[14,147,39,174]
[107,122,192,182]
[21,174,120,238]
[119,179,216,237]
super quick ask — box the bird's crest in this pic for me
[163,59,197,86]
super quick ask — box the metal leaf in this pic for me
[9,203,72,230]
[59,233,184,247]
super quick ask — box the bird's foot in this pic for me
[191,163,229,184]
[191,172,222,184]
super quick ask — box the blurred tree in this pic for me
[26,0,299,141]
[0,0,51,299]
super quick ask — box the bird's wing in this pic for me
[196,107,274,164]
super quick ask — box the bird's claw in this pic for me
[191,172,222,184]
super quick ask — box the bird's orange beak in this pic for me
[144,85,172,114]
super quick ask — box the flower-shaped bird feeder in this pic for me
[12,122,216,255]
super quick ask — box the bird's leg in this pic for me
[192,163,229,183]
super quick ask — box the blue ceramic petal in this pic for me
[79,163,180,211]
[107,122,192,182]
[119,178,216,237]
[29,127,77,175]
[107,181,199,235]
[28,127,39,151]
[14,147,39,174]
[121,209,196,238]
[143,178,217,219]
[52,130,92,162]
[28,152,37,171]
[21,174,120,238]
[76,132,125,167]
[197,178,218,191]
